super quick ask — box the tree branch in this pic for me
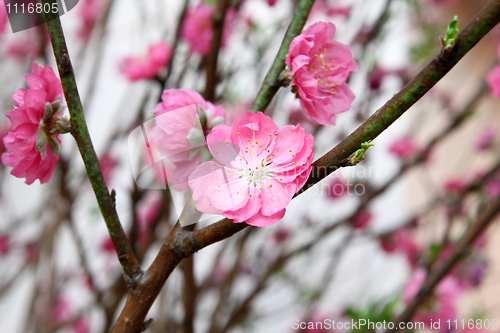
[42,1,143,283]
[303,0,500,189]
[203,0,232,102]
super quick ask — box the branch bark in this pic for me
[42,0,143,283]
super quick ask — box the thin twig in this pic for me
[42,1,143,283]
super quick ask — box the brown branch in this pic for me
[203,0,232,102]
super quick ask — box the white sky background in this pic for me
[0,0,424,332]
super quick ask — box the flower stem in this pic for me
[42,0,143,283]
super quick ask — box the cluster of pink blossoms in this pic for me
[181,3,234,56]
[1,64,67,184]
[286,22,357,126]
[119,41,172,81]
[188,112,314,227]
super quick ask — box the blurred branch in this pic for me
[42,1,143,283]
[303,0,500,189]
[204,0,232,102]
[388,195,500,332]
[250,0,316,112]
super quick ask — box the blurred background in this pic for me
[0,0,500,332]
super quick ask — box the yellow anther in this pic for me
[249,194,252,197]
[289,149,292,152]
[269,184,273,188]
[237,132,240,135]
[247,139,250,142]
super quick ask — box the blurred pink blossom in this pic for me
[485,178,500,198]
[181,3,234,56]
[3,30,43,60]
[100,236,115,254]
[404,268,463,330]
[77,0,103,41]
[286,22,357,125]
[99,151,118,183]
[380,229,420,266]
[0,123,10,154]
[311,1,351,19]
[475,125,497,151]
[136,190,162,247]
[444,178,467,194]
[119,41,172,81]
[0,2,8,34]
[52,295,71,324]
[266,0,278,6]
[486,45,500,97]
[2,64,64,184]
[0,234,10,256]
[326,177,347,200]
[388,137,420,160]
[150,89,226,192]
[72,316,90,333]
[352,210,372,229]
[189,112,314,227]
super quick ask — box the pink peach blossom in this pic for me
[404,268,463,329]
[475,125,497,151]
[388,137,420,160]
[119,41,172,81]
[188,112,314,227]
[181,3,234,56]
[2,64,64,184]
[150,89,226,192]
[77,0,102,41]
[286,22,357,125]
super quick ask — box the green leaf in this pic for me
[444,15,459,48]
[352,140,374,161]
